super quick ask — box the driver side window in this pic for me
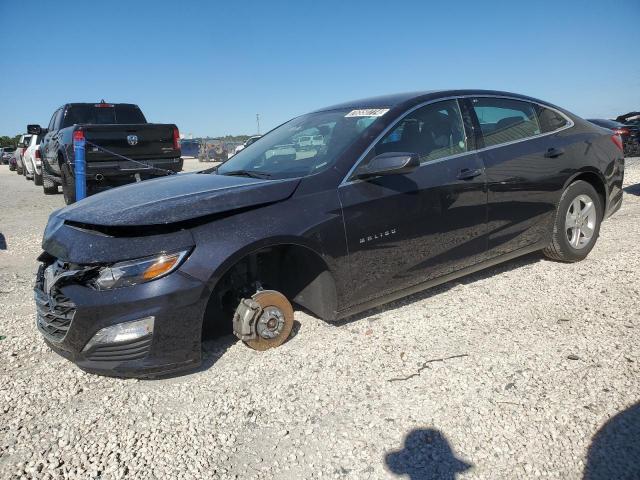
[373,100,468,163]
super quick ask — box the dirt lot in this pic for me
[1,159,639,479]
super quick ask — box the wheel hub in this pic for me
[236,290,294,351]
[256,306,286,339]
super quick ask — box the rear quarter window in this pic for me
[538,106,569,133]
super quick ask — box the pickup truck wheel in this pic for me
[42,173,58,194]
[543,180,602,262]
[61,164,76,204]
[244,290,294,351]
[34,169,43,186]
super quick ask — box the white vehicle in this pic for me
[311,134,324,147]
[14,134,32,175]
[22,135,43,185]
[234,135,262,155]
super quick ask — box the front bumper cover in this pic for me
[36,268,209,378]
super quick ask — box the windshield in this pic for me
[216,109,384,179]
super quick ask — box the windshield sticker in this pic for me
[345,108,389,118]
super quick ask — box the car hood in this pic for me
[57,172,301,227]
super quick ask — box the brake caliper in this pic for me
[232,298,262,341]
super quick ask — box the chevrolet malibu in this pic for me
[35,90,625,377]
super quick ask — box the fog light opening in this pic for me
[82,316,154,352]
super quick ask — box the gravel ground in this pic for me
[1,159,639,479]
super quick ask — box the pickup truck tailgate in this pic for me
[81,124,179,161]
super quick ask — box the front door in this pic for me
[338,99,488,308]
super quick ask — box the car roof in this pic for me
[314,89,560,112]
[62,102,139,108]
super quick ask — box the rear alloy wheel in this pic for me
[543,180,602,262]
[244,290,294,351]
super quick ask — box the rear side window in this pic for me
[53,109,64,129]
[375,99,468,163]
[47,110,58,130]
[538,106,569,133]
[472,98,541,147]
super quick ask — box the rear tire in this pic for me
[34,169,43,186]
[61,164,76,204]
[543,180,602,262]
[42,172,58,195]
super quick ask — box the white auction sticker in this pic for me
[345,108,390,118]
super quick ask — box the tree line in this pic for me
[0,135,22,148]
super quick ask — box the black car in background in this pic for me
[588,118,640,157]
[34,89,624,378]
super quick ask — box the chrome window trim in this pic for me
[339,94,574,187]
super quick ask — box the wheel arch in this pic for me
[202,238,339,336]
[563,168,607,214]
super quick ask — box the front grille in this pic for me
[85,336,152,362]
[35,286,76,342]
[34,260,86,343]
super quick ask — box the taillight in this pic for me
[613,128,630,136]
[611,134,624,152]
[73,129,85,142]
[35,149,41,159]
[173,127,180,150]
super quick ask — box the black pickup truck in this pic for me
[28,102,183,204]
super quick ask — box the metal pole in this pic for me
[256,113,260,135]
[73,131,86,201]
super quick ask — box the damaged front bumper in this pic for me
[35,260,209,378]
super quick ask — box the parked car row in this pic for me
[3,101,183,204]
[587,118,640,156]
[0,146,15,165]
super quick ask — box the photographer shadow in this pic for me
[584,402,640,479]
[385,428,472,480]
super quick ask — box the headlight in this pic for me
[82,316,154,351]
[94,250,189,290]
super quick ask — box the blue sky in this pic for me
[1,0,638,137]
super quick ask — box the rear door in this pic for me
[468,96,572,259]
[338,99,487,307]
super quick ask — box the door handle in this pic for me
[457,167,483,180]
[544,147,565,158]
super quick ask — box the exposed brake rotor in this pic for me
[234,290,294,351]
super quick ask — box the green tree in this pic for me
[0,135,20,148]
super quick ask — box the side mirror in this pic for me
[27,124,42,135]
[355,152,420,179]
